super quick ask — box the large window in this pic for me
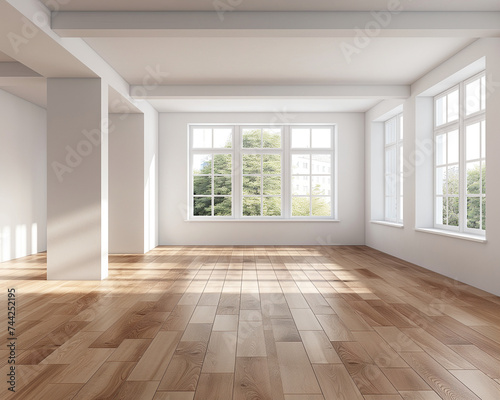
[434,72,486,234]
[189,125,336,220]
[384,114,403,223]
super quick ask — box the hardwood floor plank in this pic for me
[400,352,481,400]
[108,338,152,362]
[449,344,500,379]
[299,330,342,364]
[312,363,364,400]
[290,308,322,331]
[450,369,500,400]
[233,357,273,400]
[332,341,398,395]
[202,331,237,373]
[381,368,431,391]
[158,341,206,391]
[193,373,233,400]
[317,314,355,341]
[127,331,182,381]
[114,381,159,400]
[154,392,194,400]
[72,361,136,400]
[275,342,321,394]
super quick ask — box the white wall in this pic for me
[143,104,159,252]
[365,38,500,296]
[109,114,145,254]
[0,89,46,262]
[160,112,365,245]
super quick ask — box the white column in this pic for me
[47,78,108,280]
[109,113,145,254]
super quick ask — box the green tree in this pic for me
[442,164,485,229]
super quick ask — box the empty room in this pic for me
[1,1,500,399]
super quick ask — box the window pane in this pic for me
[193,176,211,195]
[399,145,404,174]
[481,120,486,158]
[447,130,459,164]
[193,128,212,148]
[213,128,232,148]
[291,128,310,148]
[243,197,261,216]
[399,115,404,140]
[385,196,396,221]
[311,128,331,148]
[263,197,281,216]
[263,154,281,174]
[385,175,396,197]
[385,118,396,144]
[448,197,459,227]
[214,154,232,174]
[436,134,446,165]
[263,176,281,195]
[312,197,331,216]
[214,197,232,216]
[193,197,211,216]
[467,161,480,194]
[399,173,404,196]
[466,78,481,115]
[385,147,396,175]
[447,165,459,195]
[263,128,281,148]
[312,154,331,174]
[312,176,331,196]
[243,176,261,195]
[436,96,447,126]
[214,176,231,195]
[292,154,310,174]
[482,196,486,230]
[193,154,211,174]
[467,197,481,229]
[480,75,486,111]
[436,167,446,196]
[242,128,261,148]
[435,197,445,225]
[292,176,310,195]
[399,197,403,221]
[447,90,459,122]
[482,161,486,194]
[243,154,261,174]
[292,197,310,216]
[466,122,480,161]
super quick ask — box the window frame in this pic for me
[433,71,486,235]
[384,113,403,224]
[188,124,337,220]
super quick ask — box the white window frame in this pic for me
[434,71,486,235]
[189,125,235,218]
[188,124,337,220]
[384,114,403,224]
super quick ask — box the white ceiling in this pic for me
[41,0,500,12]
[0,1,492,112]
[84,37,473,86]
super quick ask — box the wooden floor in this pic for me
[1,246,500,400]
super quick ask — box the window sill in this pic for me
[185,218,340,222]
[370,220,404,229]
[415,228,486,243]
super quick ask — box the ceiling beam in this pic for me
[51,11,500,37]
[0,62,41,77]
[130,85,410,99]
